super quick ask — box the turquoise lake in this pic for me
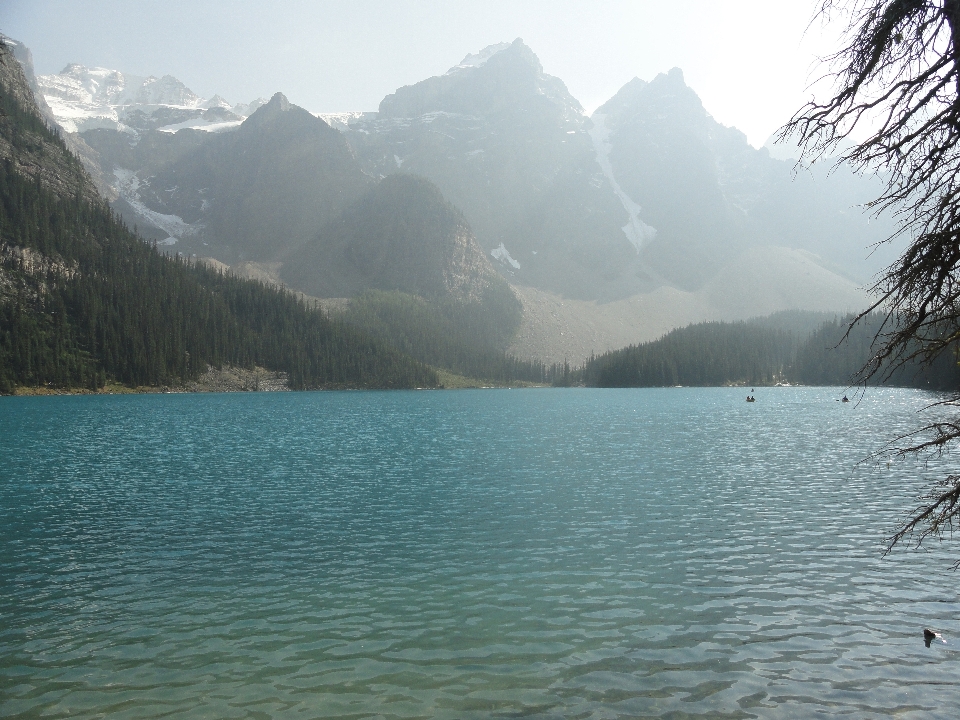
[2,387,959,718]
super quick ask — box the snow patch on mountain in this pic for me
[157,118,243,134]
[420,110,463,124]
[447,42,511,75]
[589,113,657,253]
[114,168,204,244]
[491,242,520,269]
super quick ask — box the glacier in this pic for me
[113,168,204,245]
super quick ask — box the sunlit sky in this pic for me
[2,0,844,148]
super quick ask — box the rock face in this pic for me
[594,70,743,289]
[0,39,99,204]
[283,174,505,303]
[379,39,582,121]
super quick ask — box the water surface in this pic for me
[2,387,959,718]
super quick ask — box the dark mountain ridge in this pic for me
[283,173,508,304]
[0,41,96,204]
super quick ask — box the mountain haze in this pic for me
[18,38,889,361]
[346,39,639,299]
[596,68,898,289]
[283,174,508,304]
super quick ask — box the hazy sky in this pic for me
[2,0,842,147]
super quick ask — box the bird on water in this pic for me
[924,628,946,647]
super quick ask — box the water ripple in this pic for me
[2,387,959,718]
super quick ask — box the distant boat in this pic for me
[746,396,756,403]
[842,395,849,403]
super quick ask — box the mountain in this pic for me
[31,39,889,296]
[80,92,371,260]
[335,42,892,303]
[282,173,529,378]
[593,70,745,289]
[595,69,899,289]
[0,37,437,392]
[343,39,639,300]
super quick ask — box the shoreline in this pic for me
[6,365,551,396]
[8,364,292,396]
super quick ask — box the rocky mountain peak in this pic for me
[266,91,291,111]
[445,38,542,77]
[592,77,646,123]
[239,92,315,135]
[378,38,581,121]
[596,67,708,136]
[446,41,512,74]
[204,94,232,109]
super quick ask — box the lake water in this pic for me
[2,387,959,719]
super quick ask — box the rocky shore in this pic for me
[11,365,290,395]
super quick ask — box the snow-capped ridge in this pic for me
[232,97,269,117]
[36,62,264,135]
[314,111,368,131]
[204,94,232,110]
[133,74,201,107]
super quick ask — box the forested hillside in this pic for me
[581,313,960,390]
[0,40,436,392]
[583,321,797,387]
[339,290,553,384]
